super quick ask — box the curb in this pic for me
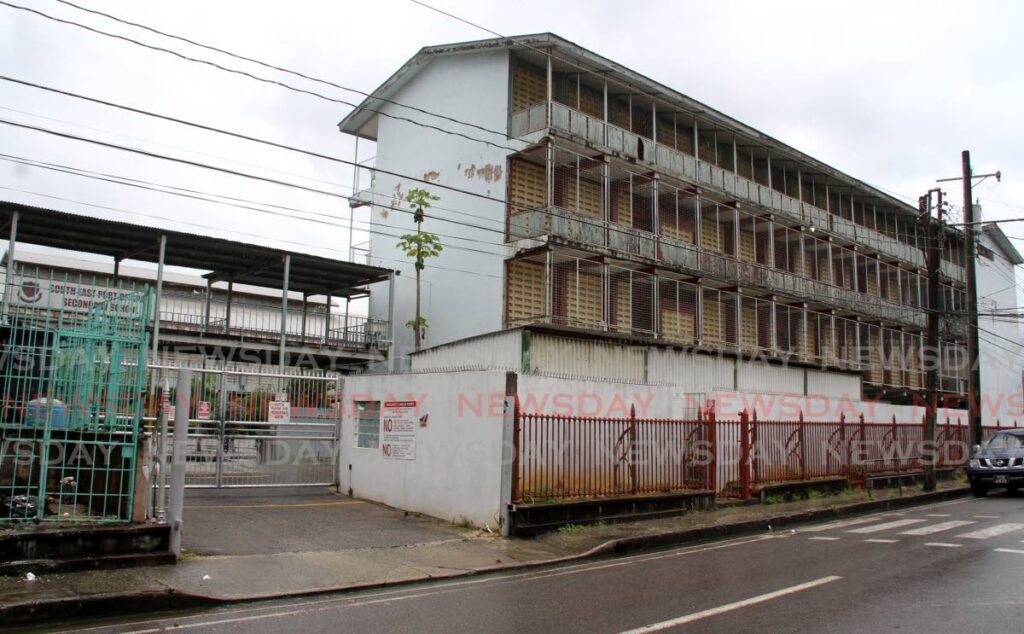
[0,486,969,627]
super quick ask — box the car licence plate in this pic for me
[994,475,1009,484]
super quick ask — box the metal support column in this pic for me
[545,249,554,322]
[344,297,351,345]
[324,293,332,345]
[2,210,18,312]
[224,277,234,334]
[152,234,167,361]
[279,254,290,372]
[387,271,396,371]
[202,278,212,335]
[300,293,308,339]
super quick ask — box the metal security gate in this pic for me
[1,284,151,523]
[146,366,341,488]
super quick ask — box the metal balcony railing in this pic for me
[509,206,935,331]
[509,101,961,277]
[1,271,390,352]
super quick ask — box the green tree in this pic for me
[397,188,442,351]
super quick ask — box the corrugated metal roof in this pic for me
[0,201,393,296]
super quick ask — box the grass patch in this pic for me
[557,523,588,533]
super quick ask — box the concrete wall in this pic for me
[340,370,509,528]
[367,50,516,366]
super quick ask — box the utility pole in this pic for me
[922,190,942,492]
[962,151,983,447]
[937,151,1001,448]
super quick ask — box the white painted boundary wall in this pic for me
[340,370,510,528]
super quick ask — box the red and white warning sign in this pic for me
[380,401,417,460]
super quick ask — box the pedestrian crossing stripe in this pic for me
[899,520,975,536]
[956,523,1024,539]
[847,519,926,534]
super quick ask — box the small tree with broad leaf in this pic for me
[397,188,442,351]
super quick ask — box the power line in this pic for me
[0,75,516,216]
[0,185,505,281]
[408,0,922,210]
[53,0,512,143]
[0,117,941,320]
[0,100,507,231]
[0,0,517,152]
[0,153,508,255]
[0,117,512,239]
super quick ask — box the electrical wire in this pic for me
[0,0,518,152]
[0,153,508,255]
[51,0,512,142]
[0,185,506,281]
[0,100,507,231]
[407,0,923,210]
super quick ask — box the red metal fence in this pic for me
[512,404,983,503]
[512,405,714,502]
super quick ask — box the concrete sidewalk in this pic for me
[0,483,970,626]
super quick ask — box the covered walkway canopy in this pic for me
[0,201,395,368]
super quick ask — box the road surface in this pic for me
[48,494,1024,633]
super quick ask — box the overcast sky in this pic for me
[2,0,1023,296]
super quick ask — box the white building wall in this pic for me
[976,229,1024,425]
[367,50,516,366]
[340,370,509,527]
[410,329,522,372]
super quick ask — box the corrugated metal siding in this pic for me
[736,360,804,394]
[806,369,862,400]
[647,349,735,393]
[528,334,645,382]
[410,330,522,371]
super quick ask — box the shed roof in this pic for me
[0,201,392,297]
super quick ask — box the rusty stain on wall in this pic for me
[462,163,503,183]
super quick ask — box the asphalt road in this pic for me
[49,494,1024,633]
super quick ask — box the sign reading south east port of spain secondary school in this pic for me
[381,401,417,460]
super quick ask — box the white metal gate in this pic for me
[146,366,341,488]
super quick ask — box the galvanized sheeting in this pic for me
[410,330,522,372]
[806,369,861,400]
[528,334,645,382]
[736,360,804,394]
[646,348,734,393]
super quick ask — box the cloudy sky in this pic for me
[1,0,1023,294]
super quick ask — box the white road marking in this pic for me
[973,515,1001,519]
[864,538,900,544]
[801,515,895,533]
[619,576,843,633]
[925,513,952,518]
[808,536,840,541]
[900,520,976,536]
[957,523,1024,539]
[847,519,926,534]
[103,533,782,634]
[925,542,962,548]
[994,548,1024,555]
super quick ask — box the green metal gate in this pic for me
[0,280,151,524]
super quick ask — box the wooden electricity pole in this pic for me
[922,190,942,492]
[961,151,983,447]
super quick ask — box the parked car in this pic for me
[967,430,1024,497]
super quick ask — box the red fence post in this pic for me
[511,396,521,503]
[892,414,899,474]
[629,404,638,494]
[798,410,807,481]
[707,407,717,493]
[840,412,849,475]
[739,409,751,499]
